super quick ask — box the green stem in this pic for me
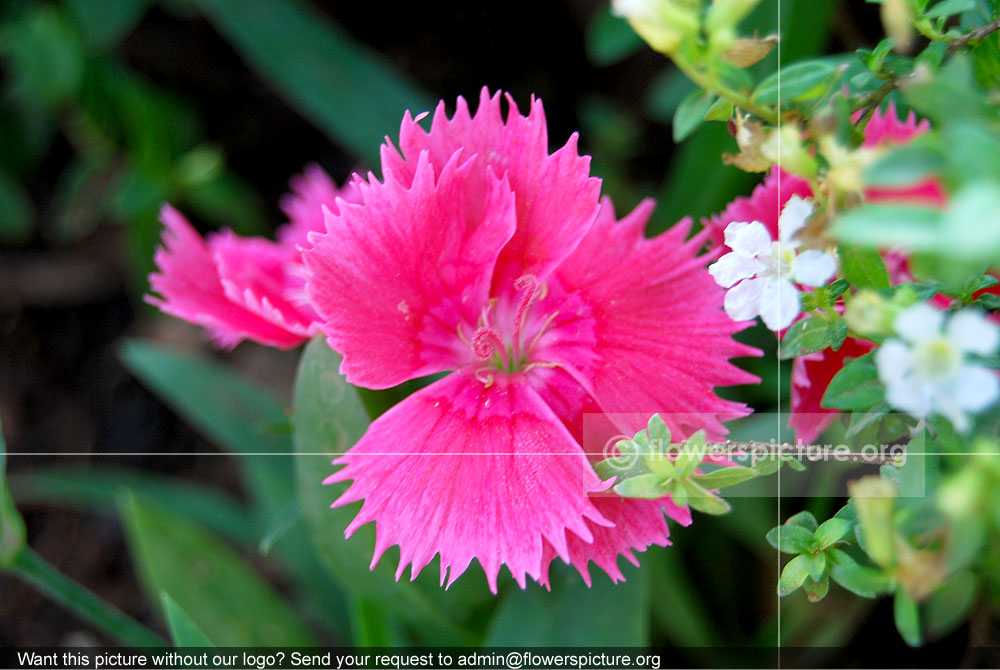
[9,547,167,647]
[672,57,779,124]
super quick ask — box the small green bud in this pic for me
[612,0,700,55]
[848,475,897,568]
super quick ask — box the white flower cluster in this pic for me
[709,196,837,331]
[876,304,999,432]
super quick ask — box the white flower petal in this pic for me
[886,376,933,415]
[759,277,801,331]
[791,249,837,287]
[724,221,772,259]
[932,393,969,433]
[778,196,813,245]
[946,310,1000,355]
[709,252,765,288]
[893,303,944,344]
[875,339,913,388]
[724,277,764,322]
[953,364,1000,412]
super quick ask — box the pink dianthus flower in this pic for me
[147,165,354,348]
[304,89,758,592]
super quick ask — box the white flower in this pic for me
[709,196,836,331]
[875,304,1000,432]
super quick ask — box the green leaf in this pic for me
[614,473,670,499]
[8,466,256,545]
[894,588,923,647]
[803,575,830,602]
[840,245,891,290]
[962,273,1000,301]
[191,0,433,165]
[828,548,893,598]
[485,563,649,645]
[161,592,216,647]
[779,315,849,359]
[0,412,25,568]
[822,353,885,410]
[704,97,735,122]
[682,480,731,515]
[785,510,819,532]
[804,552,827,581]
[922,0,975,19]
[2,5,86,110]
[9,548,166,646]
[834,204,945,251]
[753,60,837,104]
[924,571,977,640]
[814,518,853,549]
[673,91,717,142]
[778,554,811,596]
[863,141,943,188]
[585,6,644,66]
[119,340,294,525]
[690,465,760,489]
[292,338,478,643]
[119,492,316,646]
[64,0,154,51]
[766,524,815,554]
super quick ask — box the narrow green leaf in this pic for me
[924,571,977,640]
[10,548,165,646]
[119,340,294,525]
[822,353,885,410]
[161,592,216,647]
[765,524,815,554]
[0,412,26,568]
[119,492,316,646]
[8,466,257,545]
[691,465,760,489]
[673,91,717,142]
[258,498,301,555]
[753,60,837,104]
[64,0,153,51]
[704,97,735,122]
[780,316,849,359]
[778,554,811,596]
[840,245,891,289]
[894,588,923,646]
[191,0,433,165]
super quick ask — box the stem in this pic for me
[853,80,898,127]
[672,57,780,125]
[9,547,167,647]
[946,17,1000,56]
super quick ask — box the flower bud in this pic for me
[848,475,897,568]
[761,124,818,179]
[881,0,915,53]
[612,0,700,55]
[705,0,761,35]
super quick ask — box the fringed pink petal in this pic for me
[556,197,760,441]
[278,164,360,250]
[146,205,309,349]
[382,88,601,284]
[862,101,931,147]
[325,371,612,593]
[304,150,517,389]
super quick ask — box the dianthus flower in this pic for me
[147,165,352,348]
[304,89,757,592]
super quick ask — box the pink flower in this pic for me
[147,165,352,349]
[705,102,943,443]
[304,89,757,592]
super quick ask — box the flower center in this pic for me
[913,336,961,380]
[764,241,794,278]
[465,273,559,377]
